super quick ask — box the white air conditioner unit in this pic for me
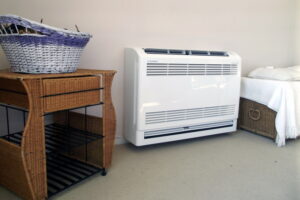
[124,48,241,146]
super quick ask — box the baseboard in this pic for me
[115,137,127,145]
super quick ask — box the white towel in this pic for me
[241,77,298,146]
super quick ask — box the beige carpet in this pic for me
[0,130,300,200]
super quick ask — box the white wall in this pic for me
[295,0,300,64]
[0,0,297,143]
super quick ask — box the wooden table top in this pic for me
[0,68,116,80]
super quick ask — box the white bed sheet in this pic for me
[241,77,300,146]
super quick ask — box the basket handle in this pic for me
[0,15,61,36]
[248,108,261,121]
[75,24,80,32]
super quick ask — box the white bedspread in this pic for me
[241,77,300,146]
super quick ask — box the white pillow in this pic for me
[248,67,300,81]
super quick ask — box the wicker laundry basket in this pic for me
[0,15,91,74]
[238,98,277,139]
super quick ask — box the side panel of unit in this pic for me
[124,48,140,144]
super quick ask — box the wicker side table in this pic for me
[0,69,116,199]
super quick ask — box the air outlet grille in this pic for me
[145,105,235,125]
[144,120,234,139]
[144,48,228,57]
[147,63,238,76]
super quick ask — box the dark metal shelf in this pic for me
[0,102,104,115]
[1,123,103,154]
[47,153,103,197]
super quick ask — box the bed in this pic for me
[239,77,300,146]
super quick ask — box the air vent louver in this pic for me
[144,120,234,138]
[190,50,209,56]
[147,63,238,76]
[169,49,186,55]
[144,48,169,54]
[145,105,235,125]
[210,51,228,56]
[144,48,229,57]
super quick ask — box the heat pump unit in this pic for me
[124,48,241,146]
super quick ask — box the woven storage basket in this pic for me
[0,15,91,74]
[238,98,277,139]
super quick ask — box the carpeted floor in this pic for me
[0,130,299,200]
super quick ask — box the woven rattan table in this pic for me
[0,69,116,199]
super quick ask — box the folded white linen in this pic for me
[241,77,299,146]
[248,67,300,81]
[287,65,300,72]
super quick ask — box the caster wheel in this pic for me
[101,169,107,176]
